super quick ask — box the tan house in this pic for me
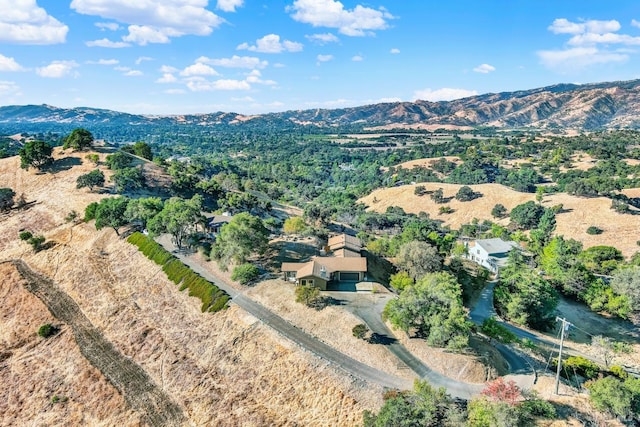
[281,256,367,290]
[327,234,362,257]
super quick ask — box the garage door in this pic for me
[339,272,359,281]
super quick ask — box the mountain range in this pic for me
[2,79,640,131]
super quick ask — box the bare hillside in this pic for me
[359,182,640,257]
[0,150,381,425]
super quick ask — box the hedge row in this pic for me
[127,232,229,313]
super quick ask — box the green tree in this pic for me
[19,140,53,170]
[210,212,269,268]
[509,201,545,230]
[352,324,370,340]
[283,216,307,234]
[63,128,94,151]
[389,271,414,291]
[76,169,105,191]
[541,237,593,296]
[0,187,15,211]
[396,241,442,280]
[105,151,133,170]
[580,246,623,275]
[111,167,146,193]
[491,203,507,219]
[123,141,152,160]
[231,263,260,285]
[455,185,480,201]
[586,376,636,419]
[610,266,640,313]
[383,272,471,350]
[84,201,99,221]
[94,197,130,236]
[123,197,163,228]
[148,195,204,248]
[430,187,444,203]
[495,251,558,330]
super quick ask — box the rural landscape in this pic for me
[3,1,640,426]
[2,79,640,426]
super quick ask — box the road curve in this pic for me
[157,239,413,391]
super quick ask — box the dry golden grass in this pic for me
[0,151,383,426]
[359,182,640,257]
[0,263,141,427]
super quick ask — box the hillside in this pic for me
[0,150,382,425]
[2,79,640,132]
[359,182,640,258]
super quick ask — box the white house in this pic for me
[464,238,520,274]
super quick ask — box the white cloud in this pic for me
[237,34,303,53]
[231,96,255,102]
[86,38,130,48]
[0,80,20,96]
[549,18,620,35]
[633,19,640,29]
[0,0,68,44]
[273,63,286,68]
[123,69,143,76]
[217,0,243,12]
[70,0,224,44]
[351,55,363,61]
[156,73,178,83]
[180,63,219,76]
[390,48,400,54]
[186,78,251,91]
[0,54,25,71]
[538,47,628,70]
[95,22,120,31]
[136,56,153,65]
[317,54,334,62]
[36,60,79,78]
[305,33,339,44]
[86,58,119,65]
[197,55,268,69]
[288,0,394,36]
[473,63,496,73]
[164,88,186,94]
[413,88,478,102]
[160,65,179,73]
[568,32,640,46]
[245,69,276,85]
[543,18,638,71]
[123,25,175,45]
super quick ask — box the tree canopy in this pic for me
[63,128,94,151]
[0,188,15,211]
[19,139,53,170]
[94,197,130,236]
[396,240,442,280]
[509,201,546,230]
[211,212,269,269]
[148,195,204,248]
[76,169,105,191]
[384,272,471,350]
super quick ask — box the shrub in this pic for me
[295,285,320,307]
[352,323,369,340]
[38,323,56,338]
[610,365,629,379]
[28,235,46,252]
[231,263,260,285]
[491,203,507,218]
[481,317,517,343]
[564,356,601,379]
[431,187,444,203]
[455,185,480,201]
[439,206,454,214]
[19,230,33,241]
[586,226,603,235]
[414,185,427,196]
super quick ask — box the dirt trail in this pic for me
[8,259,187,427]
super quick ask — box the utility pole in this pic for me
[555,317,571,395]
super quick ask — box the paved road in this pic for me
[469,280,599,364]
[157,237,413,391]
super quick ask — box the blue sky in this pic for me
[0,0,639,115]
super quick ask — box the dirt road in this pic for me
[9,260,187,427]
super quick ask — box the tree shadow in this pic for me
[368,332,398,345]
[312,296,346,310]
[44,156,82,174]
